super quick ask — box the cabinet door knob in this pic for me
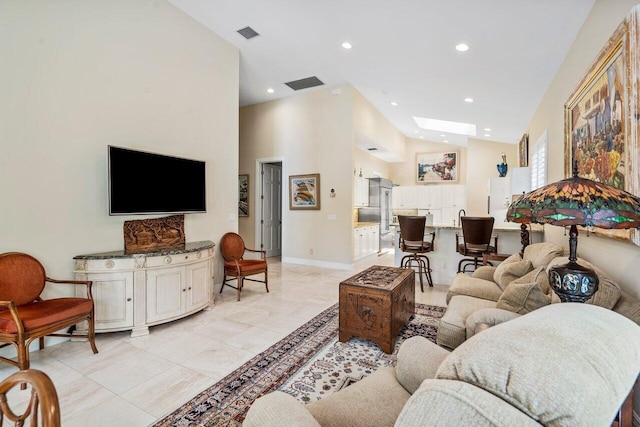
[182,288,186,292]
[188,287,192,290]
[126,298,132,302]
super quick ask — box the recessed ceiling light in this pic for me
[390,101,398,106]
[484,127,492,131]
[414,130,419,134]
[341,42,352,49]
[455,43,469,52]
[419,136,424,139]
[440,134,446,137]
[413,116,477,136]
[484,134,491,137]
[464,97,474,103]
[267,88,274,93]
[444,140,449,143]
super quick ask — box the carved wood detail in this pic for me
[123,215,185,254]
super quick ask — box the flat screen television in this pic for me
[108,146,206,215]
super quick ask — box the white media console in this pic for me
[73,241,214,337]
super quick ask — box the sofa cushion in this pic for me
[396,337,450,394]
[435,304,640,426]
[305,366,410,427]
[612,291,640,324]
[496,281,550,314]
[396,379,540,427]
[522,242,564,269]
[447,274,503,304]
[546,257,621,309]
[492,259,533,290]
[436,296,496,350]
[465,308,522,339]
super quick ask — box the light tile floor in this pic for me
[0,253,448,426]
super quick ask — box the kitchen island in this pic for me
[392,223,543,285]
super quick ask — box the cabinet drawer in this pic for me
[145,251,204,268]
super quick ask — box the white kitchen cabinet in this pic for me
[417,186,442,210]
[353,225,379,260]
[74,241,214,337]
[392,186,418,209]
[354,177,369,207]
[441,184,466,209]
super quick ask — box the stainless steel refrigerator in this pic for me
[357,178,393,252]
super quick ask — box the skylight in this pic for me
[412,117,477,136]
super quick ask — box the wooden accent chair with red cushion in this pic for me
[0,369,60,426]
[220,233,268,301]
[0,252,98,372]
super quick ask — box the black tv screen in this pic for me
[109,146,206,215]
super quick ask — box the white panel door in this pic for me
[262,163,282,257]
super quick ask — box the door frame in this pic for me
[254,157,286,256]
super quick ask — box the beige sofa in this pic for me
[244,304,640,426]
[437,242,640,350]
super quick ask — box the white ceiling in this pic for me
[170,0,595,148]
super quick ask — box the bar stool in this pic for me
[455,216,498,273]
[398,215,435,291]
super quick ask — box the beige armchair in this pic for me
[244,304,640,426]
[437,242,640,350]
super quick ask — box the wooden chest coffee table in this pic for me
[339,265,415,353]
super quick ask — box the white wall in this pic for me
[239,86,354,268]
[0,0,239,295]
[526,0,640,300]
[466,138,518,216]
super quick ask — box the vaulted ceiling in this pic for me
[171,0,595,146]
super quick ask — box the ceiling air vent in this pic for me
[285,76,324,91]
[237,26,260,40]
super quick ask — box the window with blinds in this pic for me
[530,131,548,190]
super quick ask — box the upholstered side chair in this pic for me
[220,233,268,301]
[0,252,98,372]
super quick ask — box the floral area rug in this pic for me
[153,303,445,427]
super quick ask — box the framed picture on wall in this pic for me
[416,152,458,183]
[238,174,249,217]
[518,133,529,167]
[564,7,640,244]
[289,173,320,210]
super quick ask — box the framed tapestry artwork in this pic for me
[518,133,529,167]
[417,152,458,183]
[238,174,249,217]
[564,6,640,244]
[289,173,320,210]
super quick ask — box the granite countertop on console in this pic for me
[354,222,380,228]
[73,240,215,259]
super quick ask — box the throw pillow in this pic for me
[511,267,550,294]
[493,260,533,290]
[546,257,621,309]
[496,281,550,314]
[522,242,564,269]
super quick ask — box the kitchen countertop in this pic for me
[390,223,543,232]
[354,222,380,228]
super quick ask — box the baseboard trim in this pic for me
[282,257,353,270]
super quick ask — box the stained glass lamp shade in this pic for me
[506,163,640,302]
